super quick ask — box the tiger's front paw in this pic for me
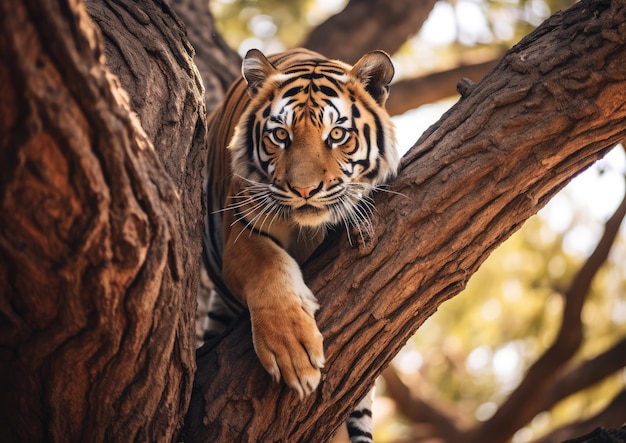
[250,303,325,399]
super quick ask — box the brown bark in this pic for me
[184,0,626,441]
[167,0,241,112]
[460,172,626,443]
[0,0,204,441]
[302,0,437,63]
[383,183,626,442]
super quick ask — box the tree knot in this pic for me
[457,77,477,98]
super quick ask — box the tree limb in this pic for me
[542,336,626,413]
[302,0,437,63]
[168,0,241,112]
[460,166,626,443]
[386,59,501,116]
[184,1,626,441]
[381,367,469,440]
[384,335,626,441]
[530,390,626,443]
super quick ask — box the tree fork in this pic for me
[184,0,626,441]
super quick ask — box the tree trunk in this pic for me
[167,0,241,112]
[0,0,204,441]
[183,0,626,440]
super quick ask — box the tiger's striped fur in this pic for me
[201,48,398,442]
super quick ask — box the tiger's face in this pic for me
[229,49,399,230]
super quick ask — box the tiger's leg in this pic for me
[330,389,375,443]
[222,231,325,398]
[346,389,374,443]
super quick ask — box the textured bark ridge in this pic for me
[0,0,204,441]
[184,0,626,441]
[167,0,241,112]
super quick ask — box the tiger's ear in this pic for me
[350,50,394,106]
[242,49,277,97]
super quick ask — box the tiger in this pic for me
[200,47,399,443]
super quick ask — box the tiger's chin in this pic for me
[290,205,332,227]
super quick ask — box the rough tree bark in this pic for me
[184,0,626,441]
[167,0,241,112]
[0,0,204,441]
[383,181,626,442]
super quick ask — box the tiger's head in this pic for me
[229,49,399,231]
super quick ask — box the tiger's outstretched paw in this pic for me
[250,304,325,399]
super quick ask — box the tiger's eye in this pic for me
[329,127,347,144]
[273,127,289,143]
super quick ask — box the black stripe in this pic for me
[245,114,256,166]
[361,123,372,170]
[234,208,284,249]
[364,159,380,180]
[363,103,386,157]
[283,86,302,97]
[319,85,338,97]
[262,104,271,118]
[347,425,372,439]
[319,67,345,76]
[349,409,372,418]
[351,103,361,118]
[344,136,359,156]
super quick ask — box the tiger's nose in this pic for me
[290,182,322,199]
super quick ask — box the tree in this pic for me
[381,176,626,441]
[0,0,203,440]
[1,0,625,442]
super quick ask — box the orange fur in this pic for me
[206,48,398,398]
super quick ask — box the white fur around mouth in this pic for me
[291,204,331,227]
[294,204,325,214]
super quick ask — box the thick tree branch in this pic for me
[184,1,626,441]
[381,367,469,440]
[461,169,626,443]
[302,0,437,63]
[543,336,626,411]
[384,335,626,441]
